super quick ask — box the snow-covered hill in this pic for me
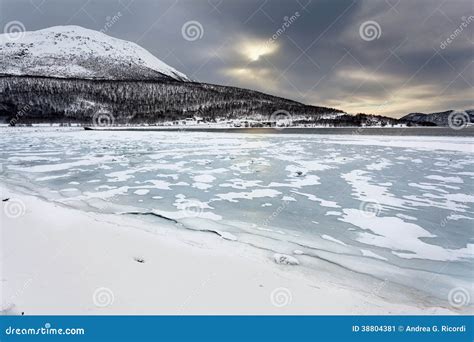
[0,26,400,126]
[0,25,189,81]
[400,109,474,126]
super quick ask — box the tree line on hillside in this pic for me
[0,76,406,127]
[0,77,345,125]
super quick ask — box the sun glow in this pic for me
[240,40,278,61]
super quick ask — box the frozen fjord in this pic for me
[1,128,473,309]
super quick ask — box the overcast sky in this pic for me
[1,0,473,117]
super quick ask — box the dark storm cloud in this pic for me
[1,0,472,117]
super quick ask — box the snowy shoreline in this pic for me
[3,125,474,137]
[0,184,461,315]
[1,128,472,315]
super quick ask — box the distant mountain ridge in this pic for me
[400,110,474,126]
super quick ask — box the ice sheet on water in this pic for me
[1,128,473,305]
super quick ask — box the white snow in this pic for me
[339,208,473,261]
[321,235,347,246]
[282,196,296,202]
[396,213,417,221]
[360,249,387,261]
[1,128,472,315]
[193,174,216,183]
[0,25,189,81]
[214,189,281,203]
[273,254,300,265]
[292,191,339,208]
[425,175,464,184]
[133,189,150,196]
[1,186,452,315]
[326,211,342,216]
[366,158,392,171]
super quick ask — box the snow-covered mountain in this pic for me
[400,109,474,126]
[0,25,189,81]
[0,26,402,126]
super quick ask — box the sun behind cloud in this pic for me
[239,39,279,62]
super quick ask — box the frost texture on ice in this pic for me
[1,129,473,305]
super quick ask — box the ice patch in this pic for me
[193,174,216,183]
[447,214,474,221]
[321,234,347,246]
[292,191,339,208]
[340,208,473,261]
[326,211,342,216]
[273,253,299,265]
[134,189,149,195]
[11,156,115,173]
[396,213,417,221]
[360,249,387,261]
[425,175,463,184]
[219,179,262,189]
[366,158,392,171]
[192,183,212,190]
[282,196,296,202]
[214,189,281,203]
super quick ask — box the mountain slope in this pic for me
[0,25,400,126]
[0,76,349,125]
[400,110,474,126]
[0,25,189,81]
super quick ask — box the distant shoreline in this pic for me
[83,126,474,136]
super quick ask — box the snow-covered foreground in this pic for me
[1,128,473,314]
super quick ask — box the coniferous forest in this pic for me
[0,76,403,126]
